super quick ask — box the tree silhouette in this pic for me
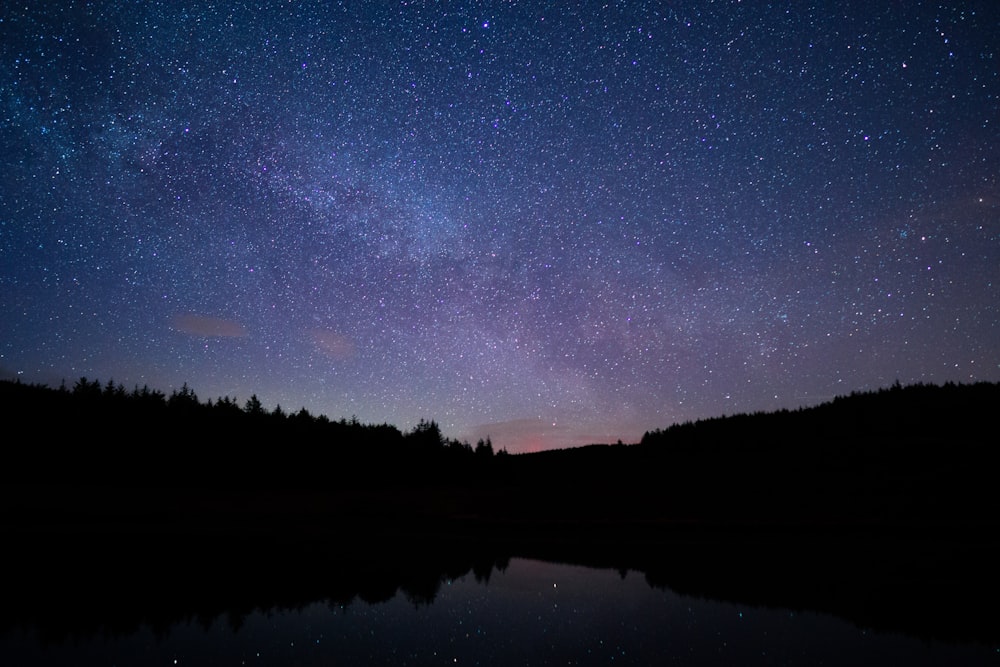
[244,394,264,416]
[168,382,199,411]
[408,419,443,453]
[475,438,494,458]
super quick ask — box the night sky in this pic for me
[2,2,998,452]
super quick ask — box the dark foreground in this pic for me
[2,380,999,646]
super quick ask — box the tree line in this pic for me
[639,379,998,449]
[0,377,503,489]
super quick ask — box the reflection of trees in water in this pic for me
[0,531,513,645]
[3,530,999,648]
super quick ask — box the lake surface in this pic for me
[3,557,997,666]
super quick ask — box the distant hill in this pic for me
[503,381,1000,531]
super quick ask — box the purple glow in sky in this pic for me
[2,2,998,452]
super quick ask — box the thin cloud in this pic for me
[172,313,248,338]
[310,329,357,360]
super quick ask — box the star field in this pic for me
[2,2,998,451]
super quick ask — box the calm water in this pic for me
[3,557,997,666]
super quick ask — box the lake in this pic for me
[4,555,996,666]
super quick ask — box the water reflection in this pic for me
[3,555,997,666]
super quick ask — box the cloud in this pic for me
[172,313,248,337]
[309,329,357,360]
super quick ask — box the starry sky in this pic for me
[2,2,998,452]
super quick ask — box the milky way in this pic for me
[2,2,998,451]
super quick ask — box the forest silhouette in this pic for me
[2,378,1000,645]
[2,377,998,527]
